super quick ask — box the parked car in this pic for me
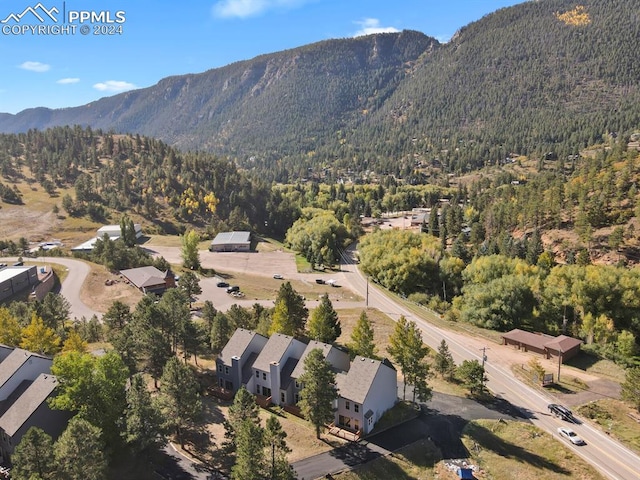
[548,403,574,422]
[217,281,229,288]
[557,427,585,445]
[226,285,240,294]
[315,279,325,284]
[273,274,284,279]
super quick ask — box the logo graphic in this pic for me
[2,2,125,36]
[1,2,59,23]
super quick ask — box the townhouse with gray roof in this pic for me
[0,347,71,464]
[289,340,350,405]
[334,357,397,436]
[249,333,306,406]
[217,331,398,436]
[216,328,268,394]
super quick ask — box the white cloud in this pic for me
[353,18,399,37]
[93,80,137,92]
[19,61,50,72]
[212,0,308,19]
[57,77,80,85]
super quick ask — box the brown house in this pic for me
[120,266,176,295]
[501,329,582,363]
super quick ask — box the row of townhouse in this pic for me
[0,345,71,465]
[216,329,397,436]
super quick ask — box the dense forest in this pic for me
[1,1,639,183]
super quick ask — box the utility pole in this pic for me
[480,347,489,389]
[557,348,563,383]
[365,277,369,308]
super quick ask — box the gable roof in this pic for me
[544,335,582,352]
[0,374,58,437]
[502,329,582,352]
[336,357,395,405]
[120,266,168,289]
[253,333,298,372]
[0,348,51,390]
[290,340,342,379]
[219,328,266,365]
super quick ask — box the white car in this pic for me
[557,427,585,445]
[273,274,284,279]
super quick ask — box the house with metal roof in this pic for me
[216,328,268,394]
[334,357,397,436]
[209,231,252,252]
[120,266,176,295]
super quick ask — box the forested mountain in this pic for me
[1,0,639,182]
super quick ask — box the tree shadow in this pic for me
[465,423,571,475]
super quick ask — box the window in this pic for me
[345,401,350,410]
[219,378,224,387]
[295,380,300,389]
[295,393,299,404]
[256,370,259,378]
[368,417,373,425]
[224,366,229,375]
[281,392,285,403]
[354,419,359,431]
[256,384,260,394]
[262,372,267,381]
[217,364,223,372]
[354,404,359,413]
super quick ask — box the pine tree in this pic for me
[158,357,202,447]
[299,349,338,438]
[124,373,166,455]
[307,293,341,343]
[264,415,294,480]
[434,339,456,380]
[348,310,377,359]
[11,427,57,480]
[55,417,107,480]
[621,366,640,412]
[272,282,308,336]
[231,420,266,480]
[225,386,261,450]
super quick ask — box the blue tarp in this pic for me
[457,467,474,479]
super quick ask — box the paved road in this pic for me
[5,256,102,320]
[292,390,525,480]
[338,245,640,480]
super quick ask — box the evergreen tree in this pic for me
[102,300,132,340]
[158,357,202,447]
[124,373,166,455]
[434,339,456,380]
[55,417,107,480]
[298,348,338,438]
[11,427,57,480]
[348,310,377,359]
[271,282,308,336]
[264,415,294,480]
[231,420,266,480]
[210,311,231,353]
[178,271,202,308]
[224,386,261,451]
[307,293,341,343]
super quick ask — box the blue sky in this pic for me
[0,0,525,114]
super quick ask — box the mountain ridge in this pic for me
[1,0,639,181]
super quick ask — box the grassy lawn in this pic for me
[461,419,606,480]
[369,401,419,435]
[217,270,362,302]
[576,399,640,454]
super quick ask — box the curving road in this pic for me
[6,256,102,320]
[337,246,640,480]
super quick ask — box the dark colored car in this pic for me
[548,403,574,421]
[216,281,229,288]
[315,279,325,284]
[226,285,240,293]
